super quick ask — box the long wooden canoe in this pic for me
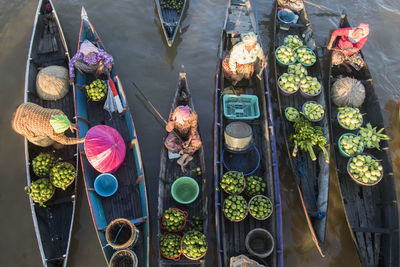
[157,66,208,266]
[24,1,79,266]
[327,11,399,267]
[272,0,331,256]
[74,7,149,266]
[155,0,187,47]
[214,1,283,266]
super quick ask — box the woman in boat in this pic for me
[327,23,369,71]
[68,40,113,85]
[222,32,266,85]
[11,102,84,148]
[164,102,202,172]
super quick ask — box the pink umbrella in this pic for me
[84,125,126,173]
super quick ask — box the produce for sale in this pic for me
[285,107,299,122]
[358,123,390,149]
[186,216,203,233]
[339,134,364,156]
[279,73,300,93]
[248,195,273,220]
[223,195,248,222]
[296,47,316,65]
[299,76,321,95]
[284,35,303,50]
[181,231,208,259]
[276,45,296,64]
[32,153,56,177]
[25,178,55,206]
[337,107,363,130]
[289,116,329,162]
[160,0,184,13]
[50,162,76,190]
[303,101,324,121]
[347,154,383,185]
[288,63,307,79]
[162,208,187,232]
[244,175,266,196]
[220,171,245,194]
[160,234,182,259]
[85,79,107,101]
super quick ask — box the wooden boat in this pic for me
[272,0,330,256]
[214,1,283,266]
[155,0,187,47]
[327,11,399,267]
[74,7,149,266]
[23,1,78,266]
[157,66,208,266]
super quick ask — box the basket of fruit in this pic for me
[285,107,299,122]
[85,79,108,101]
[25,178,55,206]
[220,171,245,195]
[302,101,324,122]
[160,233,183,261]
[244,175,266,197]
[278,73,300,96]
[337,107,363,130]
[284,35,303,50]
[358,123,390,149]
[181,231,208,260]
[299,76,322,98]
[338,133,364,157]
[248,195,273,220]
[49,162,77,190]
[223,195,248,222]
[32,153,56,177]
[288,63,307,79]
[275,45,297,66]
[161,208,188,232]
[296,47,316,66]
[347,153,383,186]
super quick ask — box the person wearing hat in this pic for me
[327,23,370,71]
[165,104,202,172]
[68,40,114,85]
[11,102,85,148]
[222,32,266,85]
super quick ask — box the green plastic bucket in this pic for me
[171,177,199,204]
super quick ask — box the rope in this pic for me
[293,156,324,219]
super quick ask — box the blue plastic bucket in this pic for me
[277,8,296,24]
[94,173,118,197]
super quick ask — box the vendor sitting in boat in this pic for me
[327,23,369,71]
[68,40,113,85]
[164,100,202,172]
[12,102,84,148]
[222,32,266,85]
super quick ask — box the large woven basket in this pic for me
[36,65,69,100]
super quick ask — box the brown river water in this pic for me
[0,0,399,266]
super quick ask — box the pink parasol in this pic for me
[84,125,126,173]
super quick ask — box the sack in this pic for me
[36,65,69,100]
[277,0,304,12]
[332,77,365,108]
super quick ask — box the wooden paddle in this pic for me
[303,0,340,16]
[132,81,184,144]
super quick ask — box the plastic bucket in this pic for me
[248,195,274,220]
[161,208,188,232]
[346,153,383,186]
[299,78,322,98]
[302,101,325,122]
[105,218,139,250]
[275,45,296,67]
[278,75,299,96]
[222,146,261,176]
[277,8,296,24]
[94,173,118,197]
[296,47,316,67]
[109,249,138,267]
[171,177,199,204]
[245,228,275,258]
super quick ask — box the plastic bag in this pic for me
[230,255,266,267]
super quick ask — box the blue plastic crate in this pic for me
[223,94,260,120]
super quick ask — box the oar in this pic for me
[303,0,340,16]
[132,81,184,143]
